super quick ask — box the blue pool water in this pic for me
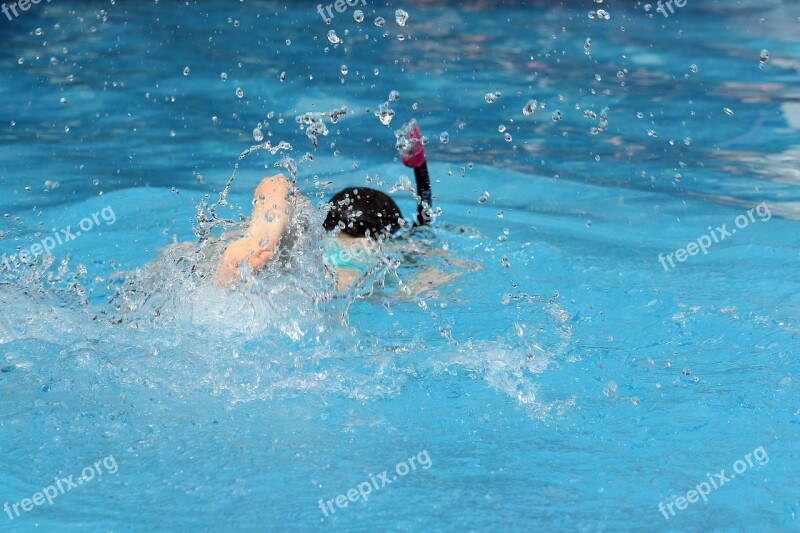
[1,1,799,531]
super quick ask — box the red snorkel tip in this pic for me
[396,118,427,168]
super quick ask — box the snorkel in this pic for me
[396,119,432,226]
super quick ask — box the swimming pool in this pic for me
[1,1,798,531]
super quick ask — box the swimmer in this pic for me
[215,118,433,290]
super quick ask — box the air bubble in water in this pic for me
[485,91,501,103]
[723,107,734,116]
[690,64,698,73]
[374,17,386,27]
[395,9,409,26]
[504,133,513,142]
[439,132,449,144]
[353,10,364,22]
[236,87,244,98]
[478,191,490,203]
[551,110,563,122]
[220,72,228,82]
[183,66,190,76]
[341,65,348,75]
[388,90,400,101]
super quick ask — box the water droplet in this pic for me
[340,64,348,75]
[551,110,563,122]
[327,30,342,45]
[353,10,364,22]
[374,17,386,27]
[388,90,400,101]
[183,66,190,76]
[478,191,490,204]
[522,99,538,116]
[439,132,449,144]
[253,125,264,142]
[504,132,513,142]
[236,87,244,98]
[374,102,395,126]
[220,72,228,82]
[395,9,409,27]
[723,107,734,116]
[759,49,770,68]
[212,116,219,125]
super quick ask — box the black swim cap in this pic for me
[324,187,404,238]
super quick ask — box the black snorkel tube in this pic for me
[396,119,432,227]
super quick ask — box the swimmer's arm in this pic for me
[215,174,292,283]
[335,267,360,292]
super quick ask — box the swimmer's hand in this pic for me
[214,237,274,284]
